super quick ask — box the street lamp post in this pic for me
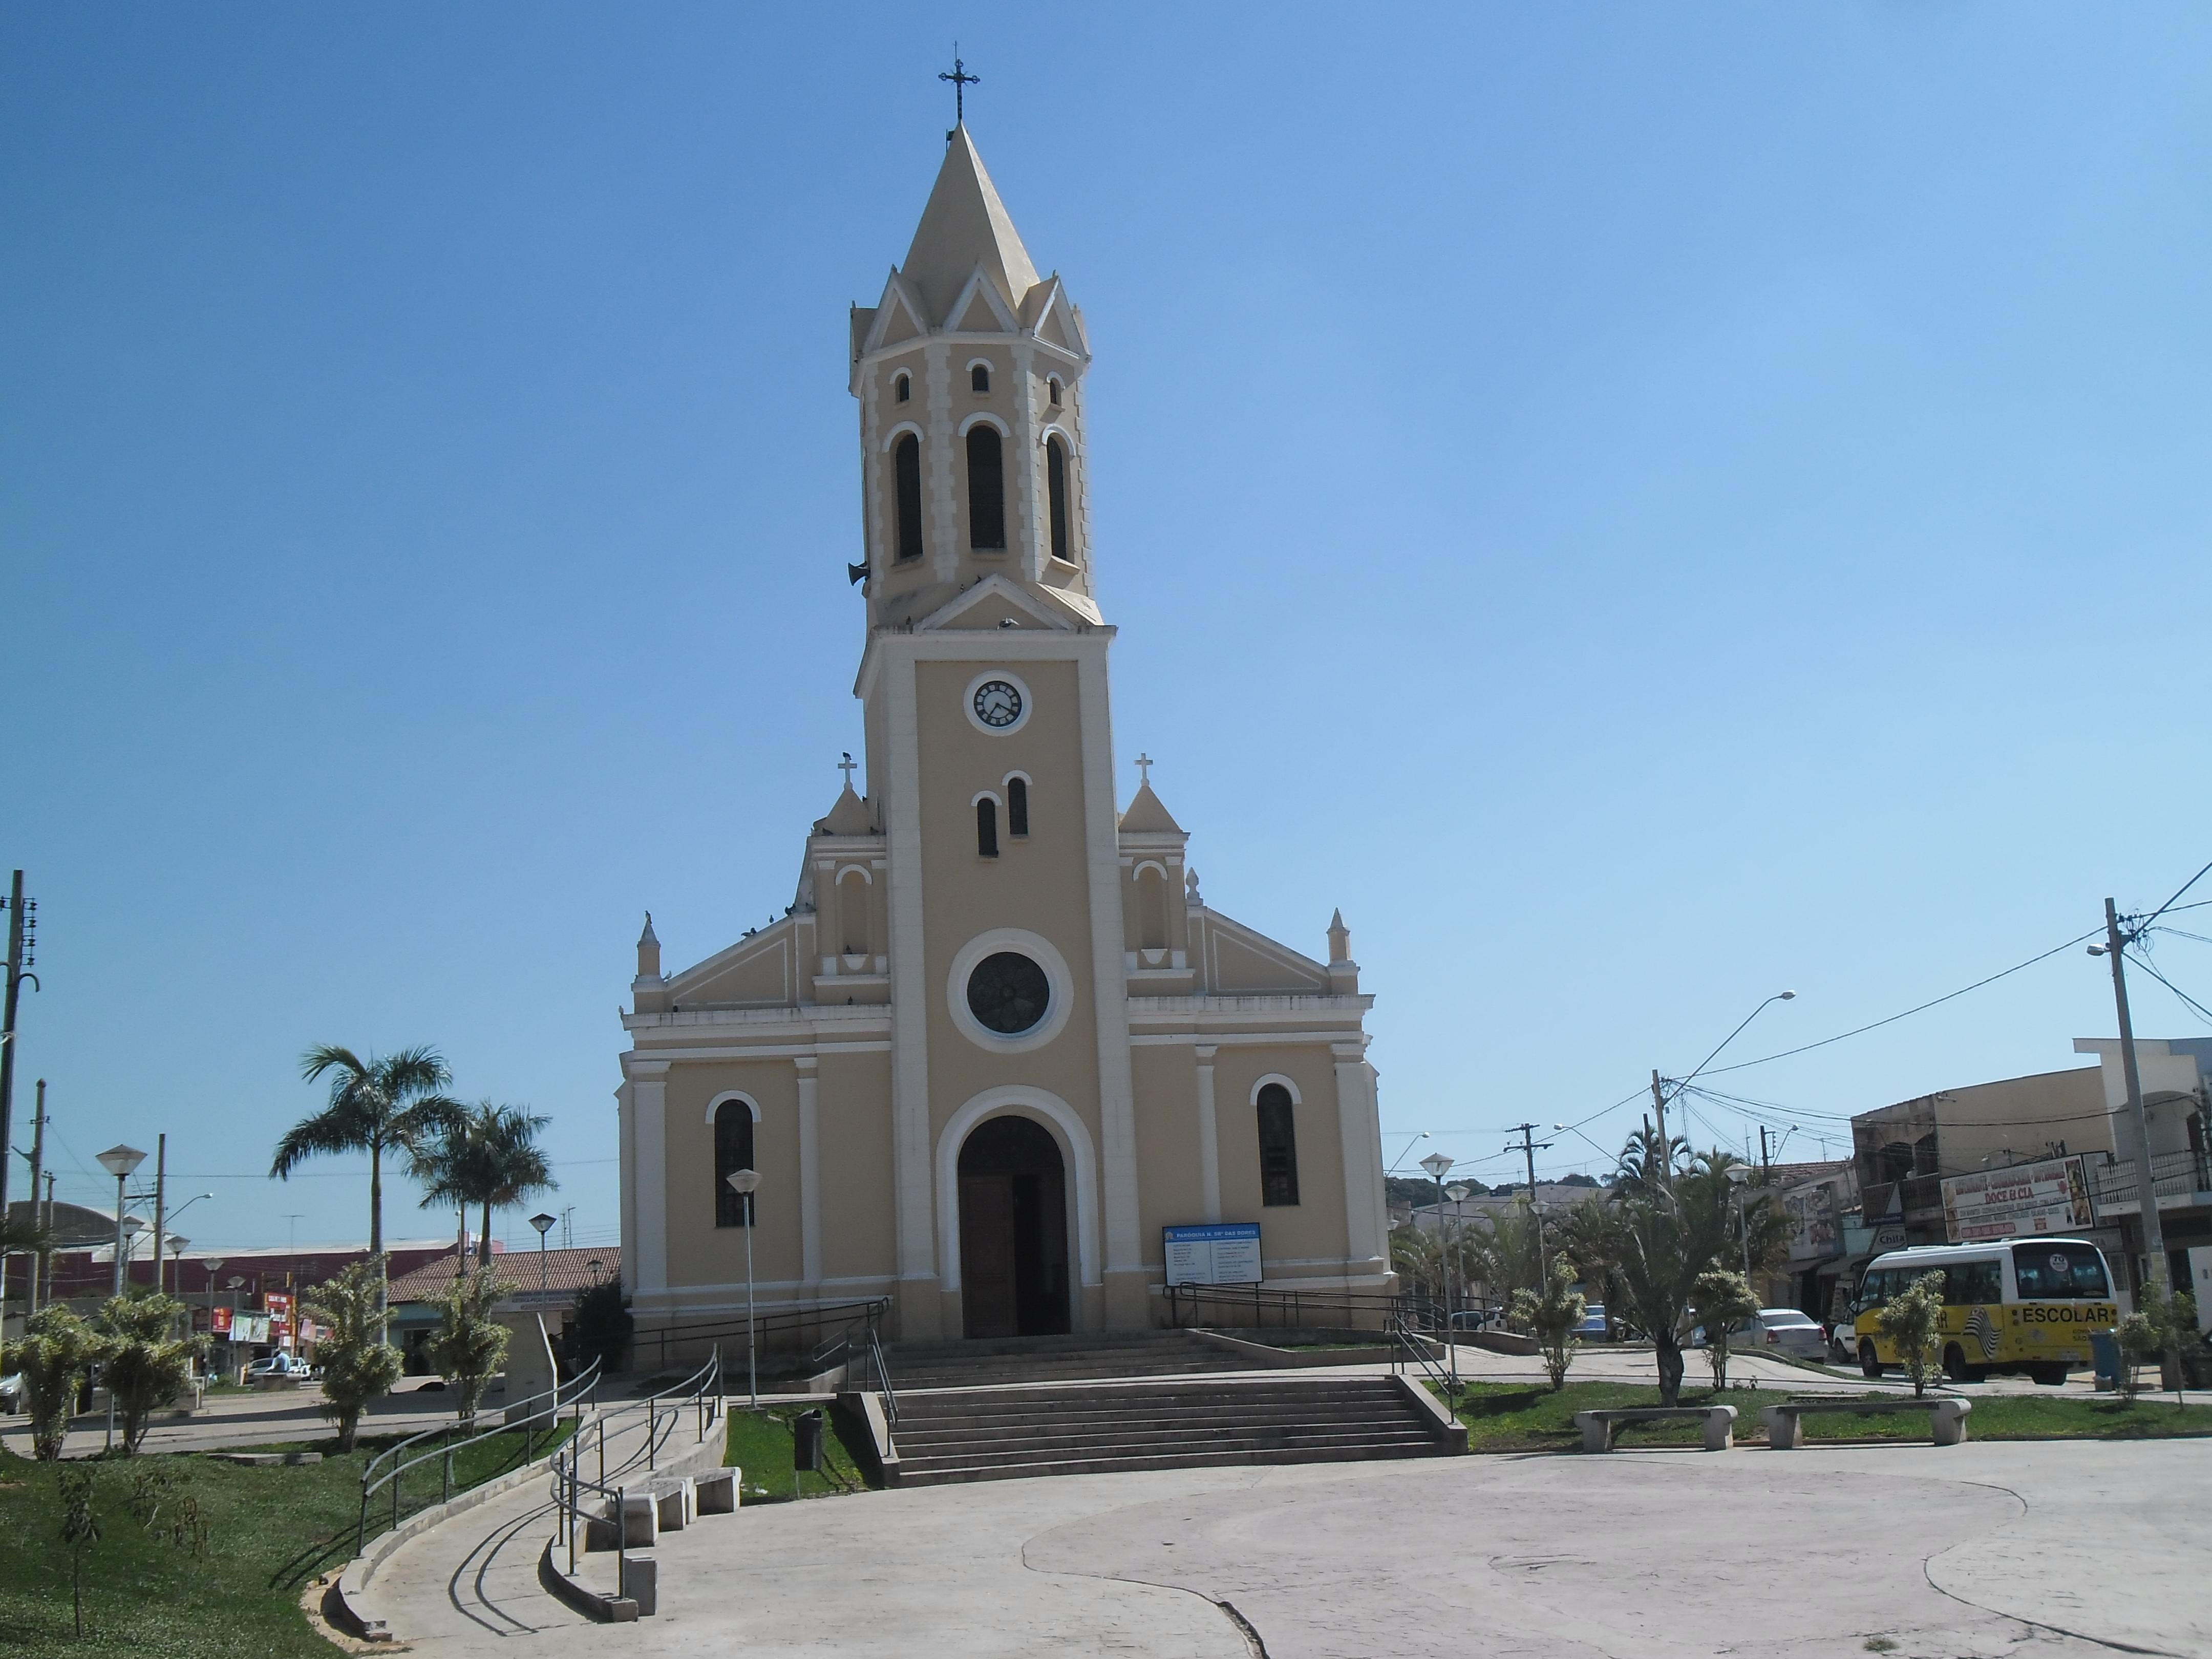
[528,1212,557,1303]
[1419,1152,1456,1389]
[725,1168,762,1409]
[95,1144,147,1453]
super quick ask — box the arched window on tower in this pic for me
[894,433,924,562]
[714,1101,755,1227]
[838,869,869,956]
[966,426,1006,550]
[971,363,990,393]
[1006,776,1029,838]
[1136,866,1168,951]
[976,797,999,857]
[1046,435,1071,564]
[1047,377,1062,407]
[895,372,911,404]
[1257,1084,1300,1207]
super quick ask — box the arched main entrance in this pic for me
[956,1115,1072,1338]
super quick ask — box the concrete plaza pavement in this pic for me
[368,1426,2208,1659]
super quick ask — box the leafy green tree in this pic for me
[1606,1148,1748,1404]
[413,1100,556,1268]
[274,1045,465,1330]
[3,1304,110,1461]
[1389,1219,1441,1301]
[564,1277,634,1375]
[1554,1200,1633,1338]
[1465,1205,1545,1311]
[1510,1253,1588,1391]
[58,1465,99,1637]
[429,1270,516,1420]
[1688,1267,1759,1392]
[2117,1286,2201,1408]
[1875,1270,1947,1397]
[303,1258,403,1450]
[99,1291,206,1455]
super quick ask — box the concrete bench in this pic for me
[1575,1406,1737,1453]
[695,1468,737,1515]
[1759,1397,1970,1450]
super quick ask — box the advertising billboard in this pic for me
[1941,1155,2095,1244]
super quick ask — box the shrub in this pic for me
[429,1269,515,1419]
[1510,1253,1587,1391]
[1688,1268,1759,1392]
[1875,1271,1946,1397]
[304,1258,404,1450]
[564,1277,634,1375]
[99,1292,206,1455]
[4,1305,111,1461]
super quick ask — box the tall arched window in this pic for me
[714,1101,755,1227]
[838,870,869,955]
[1257,1084,1300,1207]
[894,372,911,403]
[970,363,990,393]
[1047,377,1062,406]
[976,797,999,857]
[1006,776,1029,838]
[894,434,924,562]
[966,426,1005,549]
[1046,435,1071,563]
[1136,866,1167,951]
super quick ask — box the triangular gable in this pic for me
[667,916,800,1009]
[914,572,1082,633]
[946,266,1019,335]
[862,271,930,355]
[1023,278,1088,359]
[1201,909,1331,995]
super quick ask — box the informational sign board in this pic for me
[208,1306,232,1336]
[1163,1223,1262,1287]
[229,1313,271,1345]
[1941,1155,2095,1244]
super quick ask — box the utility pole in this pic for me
[1505,1123,1555,1259]
[1,870,36,1225]
[25,1079,46,1313]
[2098,899,2172,1306]
[1649,1071,1670,1178]
[40,1172,56,1307]
[1758,1124,1771,1177]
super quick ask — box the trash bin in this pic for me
[2090,1330,2121,1392]
[793,1408,825,1474]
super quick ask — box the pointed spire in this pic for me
[636,912,661,981]
[1327,909,1351,966]
[901,126,1039,326]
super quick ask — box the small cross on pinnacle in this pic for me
[838,751,858,790]
[940,48,980,128]
[1135,753,1153,787]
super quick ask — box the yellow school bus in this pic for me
[1846,1239,2117,1385]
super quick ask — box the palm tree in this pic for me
[414,1101,556,1270]
[272,1045,464,1329]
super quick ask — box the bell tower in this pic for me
[848,125,1096,633]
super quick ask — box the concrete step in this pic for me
[896,1428,1438,1469]
[895,1400,1411,1434]
[894,1438,1449,1487]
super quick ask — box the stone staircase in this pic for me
[884,1328,1266,1390]
[883,1375,1448,1486]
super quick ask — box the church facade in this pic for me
[615,127,1390,1345]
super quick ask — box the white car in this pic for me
[246,1353,315,1381]
[0,1372,25,1412]
[1742,1307,1830,1362]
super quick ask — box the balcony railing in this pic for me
[2088,1149,2212,1214]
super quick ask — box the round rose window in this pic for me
[966,951,1051,1035]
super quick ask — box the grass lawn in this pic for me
[1427,1379,2212,1452]
[722,1404,869,1501]
[0,1421,570,1655]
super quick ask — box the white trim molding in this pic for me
[945,927,1076,1055]
[704,1090,763,1124]
[934,1087,1101,1294]
[879,419,925,452]
[1250,1073,1304,1107]
[957,409,1011,438]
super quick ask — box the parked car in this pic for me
[0,1372,25,1413]
[1688,1308,1828,1361]
[245,1352,315,1381]
[1573,1303,1611,1341]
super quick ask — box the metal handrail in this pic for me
[356,1356,602,1555]
[1166,1282,1406,1332]
[549,1348,722,1590]
[635,1295,889,1374]
[1385,1308,1455,1398]
[866,1323,898,1425]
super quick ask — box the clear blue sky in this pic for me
[5,7,2208,1252]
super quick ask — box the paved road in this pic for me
[364,1422,2208,1658]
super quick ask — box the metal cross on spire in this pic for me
[1135,753,1153,787]
[940,48,980,126]
[838,751,858,790]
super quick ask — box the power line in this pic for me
[2141,856,2212,930]
[2126,952,2212,1028]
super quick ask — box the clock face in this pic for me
[972,679,1024,729]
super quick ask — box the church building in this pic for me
[616,125,1390,1345]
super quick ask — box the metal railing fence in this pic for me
[356,1356,601,1555]
[549,1349,722,1589]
